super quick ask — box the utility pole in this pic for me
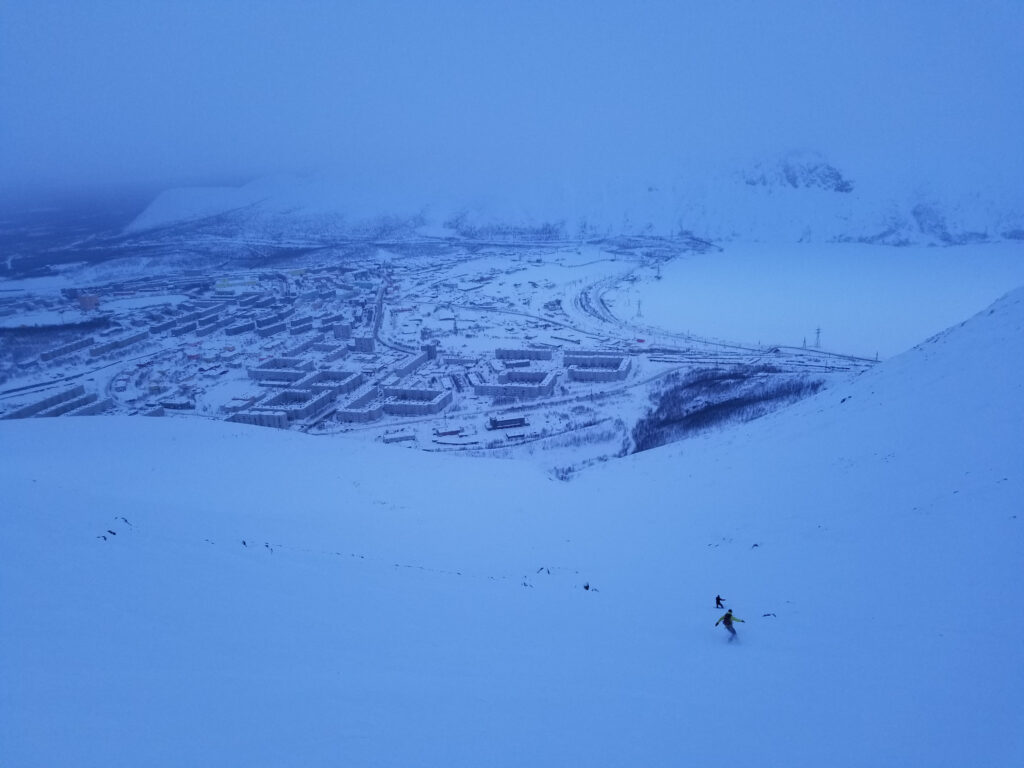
[815,327,821,349]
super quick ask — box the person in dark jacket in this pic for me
[715,595,725,609]
[715,609,744,640]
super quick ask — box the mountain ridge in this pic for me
[126,154,1024,246]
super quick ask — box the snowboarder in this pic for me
[715,609,744,640]
[715,594,725,609]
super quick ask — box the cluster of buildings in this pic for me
[18,267,372,364]
[230,341,450,427]
[231,358,366,428]
[0,384,112,419]
[3,264,637,435]
[467,347,630,400]
[226,335,634,429]
[225,341,631,431]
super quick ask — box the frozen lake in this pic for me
[610,242,1024,358]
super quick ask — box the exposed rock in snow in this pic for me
[741,150,855,193]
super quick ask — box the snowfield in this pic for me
[612,241,1024,358]
[2,286,1023,766]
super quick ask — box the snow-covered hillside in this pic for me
[125,155,1024,246]
[2,287,1022,767]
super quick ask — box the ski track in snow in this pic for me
[91,511,594,593]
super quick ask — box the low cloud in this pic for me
[2,1,1021,198]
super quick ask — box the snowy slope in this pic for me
[124,157,1024,245]
[2,288,1023,767]
[125,173,431,240]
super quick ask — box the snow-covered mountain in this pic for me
[741,151,856,194]
[125,154,1024,246]
[3,283,1022,766]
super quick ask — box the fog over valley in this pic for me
[2,1,1021,212]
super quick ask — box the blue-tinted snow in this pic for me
[2,286,1022,766]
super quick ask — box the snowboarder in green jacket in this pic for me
[716,609,744,640]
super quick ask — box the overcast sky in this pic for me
[1,0,1021,198]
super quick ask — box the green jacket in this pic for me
[716,612,744,626]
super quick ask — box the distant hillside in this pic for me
[126,154,1024,246]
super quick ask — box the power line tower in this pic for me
[815,327,821,349]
